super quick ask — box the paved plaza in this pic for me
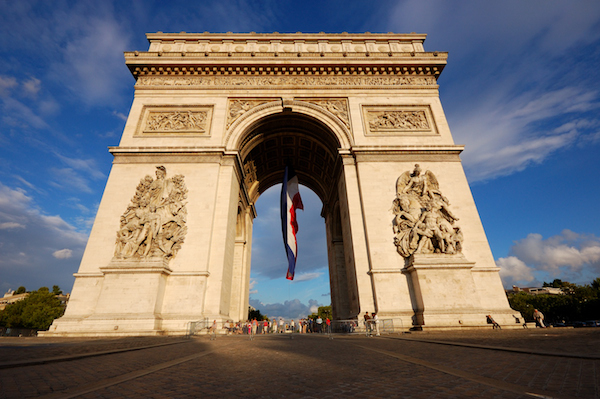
[0,328,599,398]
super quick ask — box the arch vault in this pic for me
[46,32,519,336]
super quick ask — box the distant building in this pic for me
[507,285,564,295]
[0,290,29,310]
[0,289,70,311]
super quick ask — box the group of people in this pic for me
[363,311,380,336]
[215,317,338,335]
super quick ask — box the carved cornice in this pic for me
[142,32,436,57]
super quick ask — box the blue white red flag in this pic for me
[281,165,304,280]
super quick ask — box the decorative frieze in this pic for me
[363,106,437,135]
[136,105,213,136]
[137,75,437,88]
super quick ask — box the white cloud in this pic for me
[53,248,73,259]
[249,298,323,320]
[22,77,41,97]
[294,272,323,282]
[384,1,600,182]
[112,110,127,122]
[511,231,600,274]
[497,256,535,286]
[0,182,87,292]
[0,75,17,96]
[498,230,600,287]
[0,222,25,229]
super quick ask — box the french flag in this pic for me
[281,165,304,280]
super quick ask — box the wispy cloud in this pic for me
[384,1,600,182]
[0,182,87,292]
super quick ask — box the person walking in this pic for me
[364,311,371,336]
[372,312,380,336]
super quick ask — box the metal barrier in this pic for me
[186,318,209,337]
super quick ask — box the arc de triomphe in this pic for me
[47,32,519,336]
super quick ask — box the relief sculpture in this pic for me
[368,110,429,131]
[114,166,188,260]
[392,164,462,257]
[146,111,207,132]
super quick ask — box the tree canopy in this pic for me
[0,287,65,330]
[508,279,600,322]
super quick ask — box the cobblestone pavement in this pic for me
[0,329,598,398]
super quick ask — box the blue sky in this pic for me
[1,1,600,320]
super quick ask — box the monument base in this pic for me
[43,257,203,337]
[403,254,521,329]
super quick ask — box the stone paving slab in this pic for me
[0,329,598,398]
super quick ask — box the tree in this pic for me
[317,305,332,320]
[248,307,267,321]
[52,285,63,295]
[15,286,26,294]
[0,288,65,330]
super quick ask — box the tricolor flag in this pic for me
[281,165,304,280]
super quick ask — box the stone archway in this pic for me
[45,32,520,336]
[231,109,362,321]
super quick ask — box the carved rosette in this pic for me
[226,99,270,129]
[114,166,188,261]
[392,164,462,258]
[304,99,350,129]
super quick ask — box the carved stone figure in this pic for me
[368,110,430,131]
[114,166,188,260]
[146,111,207,132]
[392,164,461,257]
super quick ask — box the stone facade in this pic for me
[45,32,519,336]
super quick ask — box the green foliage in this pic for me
[0,288,65,330]
[248,307,267,321]
[52,285,62,295]
[508,279,600,322]
[317,305,332,320]
[15,286,26,294]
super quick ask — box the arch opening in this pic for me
[235,111,359,322]
[238,111,343,205]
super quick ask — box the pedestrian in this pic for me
[372,312,380,336]
[316,316,323,333]
[533,309,546,328]
[263,319,269,334]
[326,317,331,334]
[364,311,371,336]
[290,319,295,333]
[486,315,501,329]
[279,317,284,333]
